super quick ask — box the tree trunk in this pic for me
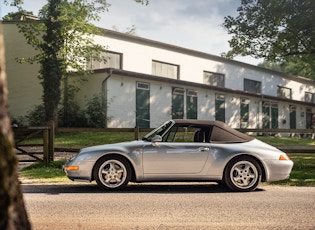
[41,0,64,126]
[0,24,31,229]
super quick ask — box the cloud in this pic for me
[100,0,261,65]
[0,0,261,65]
[101,0,236,56]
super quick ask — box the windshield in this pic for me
[142,120,174,141]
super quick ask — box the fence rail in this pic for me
[15,125,315,163]
[236,128,315,134]
[13,121,54,163]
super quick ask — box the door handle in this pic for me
[199,147,210,151]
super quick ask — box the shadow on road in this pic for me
[22,182,265,195]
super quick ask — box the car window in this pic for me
[143,120,173,141]
[163,125,210,143]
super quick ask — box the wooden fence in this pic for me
[13,121,54,164]
[14,124,315,163]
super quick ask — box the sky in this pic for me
[0,0,263,66]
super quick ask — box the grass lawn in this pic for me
[19,132,315,186]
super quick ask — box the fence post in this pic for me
[134,126,139,140]
[48,120,55,162]
[43,127,49,164]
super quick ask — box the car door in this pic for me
[142,142,210,175]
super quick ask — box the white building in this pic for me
[3,23,315,129]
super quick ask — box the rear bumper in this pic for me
[264,159,294,182]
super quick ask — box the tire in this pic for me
[93,156,131,191]
[224,156,262,192]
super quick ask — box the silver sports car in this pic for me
[64,119,293,192]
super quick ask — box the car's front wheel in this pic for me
[224,156,262,192]
[93,156,131,191]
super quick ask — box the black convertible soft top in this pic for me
[173,119,254,143]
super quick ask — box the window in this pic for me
[203,71,225,87]
[164,126,202,143]
[152,60,179,79]
[136,82,150,128]
[240,98,249,128]
[290,106,296,129]
[87,51,122,70]
[186,90,198,119]
[210,126,253,143]
[244,79,261,94]
[305,92,315,103]
[215,94,225,122]
[172,88,185,119]
[277,86,292,99]
[262,101,278,129]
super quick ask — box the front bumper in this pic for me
[64,159,96,182]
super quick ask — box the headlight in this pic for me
[279,154,290,160]
[64,165,79,171]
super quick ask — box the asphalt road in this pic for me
[22,182,315,230]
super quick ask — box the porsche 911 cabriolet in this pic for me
[64,119,293,192]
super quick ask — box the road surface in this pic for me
[22,182,315,230]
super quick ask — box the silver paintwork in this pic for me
[64,119,293,191]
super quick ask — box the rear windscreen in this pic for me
[210,126,253,143]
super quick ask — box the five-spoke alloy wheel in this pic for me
[93,156,131,191]
[224,156,262,192]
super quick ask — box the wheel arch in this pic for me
[223,154,267,182]
[91,153,137,182]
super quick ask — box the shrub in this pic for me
[25,104,45,126]
[85,94,107,128]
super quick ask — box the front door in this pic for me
[271,103,278,129]
[142,142,209,175]
[136,82,150,128]
[290,106,296,129]
[262,101,270,129]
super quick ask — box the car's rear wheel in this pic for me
[224,156,261,192]
[93,156,131,191]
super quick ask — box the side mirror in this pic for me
[152,135,162,143]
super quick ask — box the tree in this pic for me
[2,10,35,21]
[223,0,315,79]
[0,23,31,230]
[258,58,315,79]
[11,0,149,125]
[15,0,110,125]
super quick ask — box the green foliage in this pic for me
[58,102,87,127]
[59,83,87,127]
[15,0,110,123]
[85,94,107,128]
[20,93,109,128]
[25,104,45,126]
[223,0,315,79]
[255,136,315,146]
[21,102,86,127]
[6,0,148,125]
[54,131,140,148]
[258,58,315,79]
[20,160,67,181]
[2,10,34,20]
[134,0,149,5]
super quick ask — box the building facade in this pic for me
[3,22,315,129]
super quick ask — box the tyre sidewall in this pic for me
[224,156,262,192]
[93,155,132,191]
